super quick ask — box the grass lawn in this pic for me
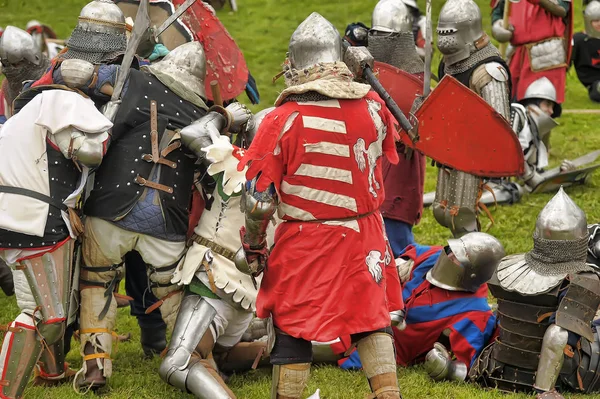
[1,0,600,397]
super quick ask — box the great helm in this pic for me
[585,1,600,39]
[535,187,587,241]
[426,232,505,292]
[436,0,485,66]
[372,0,413,34]
[63,0,128,64]
[288,12,343,71]
[147,41,207,98]
[0,26,41,66]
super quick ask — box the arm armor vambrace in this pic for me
[241,180,277,249]
[480,79,511,122]
[534,324,568,392]
[181,111,229,161]
[53,128,105,168]
[538,0,568,18]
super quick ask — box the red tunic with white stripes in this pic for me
[239,91,402,341]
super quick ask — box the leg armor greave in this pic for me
[433,167,480,238]
[0,315,42,399]
[36,341,67,380]
[355,332,401,399]
[534,324,568,392]
[159,294,232,398]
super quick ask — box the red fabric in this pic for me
[187,186,205,239]
[380,72,425,225]
[392,245,494,368]
[508,0,571,103]
[240,92,401,341]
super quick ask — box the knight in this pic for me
[491,0,571,107]
[367,0,426,255]
[39,1,251,389]
[157,107,274,399]
[0,70,112,399]
[434,0,511,237]
[573,0,600,102]
[470,188,600,398]
[0,26,50,122]
[235,12,403,399]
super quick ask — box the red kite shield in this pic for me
[374,61,423,115]
[173,0,248,102]
[399,75,524,177]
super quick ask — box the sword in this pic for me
[103,0,151,122]
[423,0,433,97]
[155,0,197,38]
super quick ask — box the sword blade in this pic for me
[110,0,151,103]
[155,0,197,38]
[423,0,433,97]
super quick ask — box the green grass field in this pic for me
[1,0,600,397]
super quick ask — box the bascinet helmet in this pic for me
[0,26,41,66]
[521,77,561,127]
[147,41,207,98]
[288,12,343,71]
[436,0,485,65]
[372,0,413,34]
[63,0,128,64]
[427,232,505,292]
[585,1,600,39]
[524,187,591,275]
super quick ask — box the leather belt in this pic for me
[0,185,67,211]
[188,233,235,261]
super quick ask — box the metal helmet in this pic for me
[288,12,343,71]
[372,0,413,34]
[63,0,128,64]
[436,0,485,66]
[0,26,41,66]
[585,1,600,39]
[523,77,557,103]
[426,232,505,292]
[147,41,207,98]
[400,0,419,9]
[535,187,588,241]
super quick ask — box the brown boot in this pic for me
[367,372,402,399]
[77,343,106,390]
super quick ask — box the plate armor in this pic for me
[470,188,600,394]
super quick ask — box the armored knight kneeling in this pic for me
[470,188,600,399]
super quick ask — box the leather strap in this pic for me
[161,141,181,157]
[150,100,159,162]
[134,175,173,194]
[0,185,67,211]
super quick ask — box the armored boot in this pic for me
[159,294,233,398]
[271,363,311,399]
[423,343,467,382]
[0,315,43,399]
[356,333,401,399]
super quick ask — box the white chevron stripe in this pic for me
[278,202,316,220]
[281,181,358,212]
[303,142,350,157]
[302,116,347,134]
[295,164,353,184]
[296,100,341,108]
